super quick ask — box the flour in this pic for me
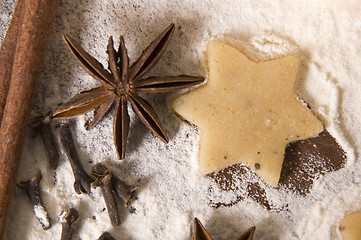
[33,205,51,230]
[2,0,361,239]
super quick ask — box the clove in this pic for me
[93,163,139,207]
[114,177,139,208]
[30,112,59,170]
[98,232,116,240]
[59,123,93,194]
[60,208,80,240]
[17,171,51,230]
[92,166,120,226]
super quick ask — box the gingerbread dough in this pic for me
[172,41,323,186]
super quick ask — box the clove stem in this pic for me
[60,208,80,240]
[30,112,59,170]
[59,123,93,194]
[93,163,138,207]
[114,177,139,208]
[17,171,51,230]
[93,167,120,226]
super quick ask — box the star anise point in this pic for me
[193,218,256,240]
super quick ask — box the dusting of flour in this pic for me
[1,0,361,239]
[33,205,50,230]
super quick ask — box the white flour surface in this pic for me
[1,0,361,239]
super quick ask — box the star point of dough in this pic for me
[172,41,323,186]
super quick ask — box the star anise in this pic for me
[52,24,204,159]
[193,218,255,240]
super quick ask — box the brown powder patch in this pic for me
[208,130,347,210]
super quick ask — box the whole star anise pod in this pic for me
[52,24,204,159]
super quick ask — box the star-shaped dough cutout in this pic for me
[193,218,255,240]
[172,41,323,186]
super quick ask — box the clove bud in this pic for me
[92,166,120,226]
[30,112,59,170]
[60,208,80,240]
[17,171,51,230]
[93,163,138,207]
[59,123,93,194]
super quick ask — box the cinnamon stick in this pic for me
[0,0,60,239]
[0,0,24,123]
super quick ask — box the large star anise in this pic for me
[193,218,255,240]
[52,24,204,159]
